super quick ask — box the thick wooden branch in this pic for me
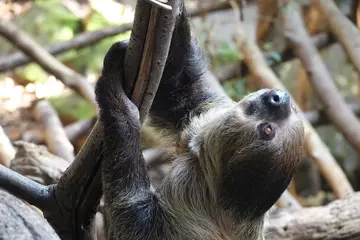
[0,19,97,108]
[0,190,60,240]
[313,0,360,76]
[0,125,15,168]
[10,141,69,185]
[22,118,96,144]
[0,23,132,72]
[189,1,231,18]
[265,192,360,239]
[233,18,354,199]
[216,33,336,82]
[281,2,360,163]
[33,100,75,162]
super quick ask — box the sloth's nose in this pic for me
[262,89,290,108]
[261,89,291,120]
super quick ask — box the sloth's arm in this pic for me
[95,42,164,240]
[148,6,225,133]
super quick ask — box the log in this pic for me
[10,141,69,185]
[265,192,360,239]
[0,190,60,240]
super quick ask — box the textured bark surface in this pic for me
[0,190,60,240]
[265,192,360,239]
[10,141,69,185]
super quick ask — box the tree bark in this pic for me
[265,192,360,239]
[312,0,360,76]
[10,141,69,185]
[0,189,60,240]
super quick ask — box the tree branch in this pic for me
[0,19,97,108]
[281,1,360,165]
[216,33,336,82]
[313,0,360,76]
[0,23,132,72]
[0,164,54,210]
[233,16,354,199]
[33,100,75,162]
[265,192,360,239]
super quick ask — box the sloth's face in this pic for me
[212,89,305,220]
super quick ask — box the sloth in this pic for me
[95,3,305,240]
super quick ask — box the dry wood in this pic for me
[256,0,278,42]
[265,192,360,239]
[276,190,302,209]
[33,100,75,162]
[22,118,96,144]
[0,19,97,108]
[0,4,228,73]
[0,23,133,72]
[282,1,360,165]
[233,17,354,199]
[189,1,231,18]
[304,3,328,35]
[0,190,60,240]
[304,101,360,127]
[64,118,96,142]
[10,141,69,185]
[312,0,360,76]
[216,32,336,82]
[295,64,313,111]
[0,125,15,168]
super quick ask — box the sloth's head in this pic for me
[183,88,304,220]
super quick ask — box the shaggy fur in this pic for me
[95,3,304,240]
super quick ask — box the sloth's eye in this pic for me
[258,123,275,140]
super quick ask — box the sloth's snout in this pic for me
[260,89,291,121]
[262,89,290,109]
[242,89,292,121]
